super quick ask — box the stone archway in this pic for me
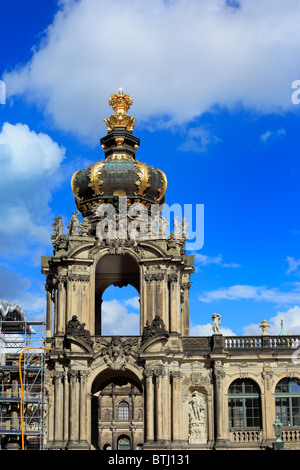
[94,253,140,335]
[91,368,144,450]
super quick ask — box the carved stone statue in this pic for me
[65,315,93,347]
[52,216,63,238]
[173,216,181,239]
[181,217,189,238]
[142,315,168,343]
[68,211,80,235]
[51,216,68,254]
[212,313,221,334]
[79,217,91,236]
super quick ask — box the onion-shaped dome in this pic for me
[71,89,167,217]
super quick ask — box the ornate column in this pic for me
[170,370,181,442]
[52,369,64,449]
[45,279,53,338]
[56,274,66,335]
[145,274,154,325]
[144,369,154,444]
[79,370,90,449]
[154,368,164,443]
[181,282,191,336]
[213,365,226,449]
[261,370,274,445]
[63,370,69,444]
[68,369,79,449]
[169,274,180,334]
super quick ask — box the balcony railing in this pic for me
[183,335,300,354]
[229,429,262,444]
[224,335,300,350]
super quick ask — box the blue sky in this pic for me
[1,0,300,336]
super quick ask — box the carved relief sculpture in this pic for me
[188,391,207,444]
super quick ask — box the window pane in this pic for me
[246,398,261,428]
[118,402,129,421]
[244,381,259,394]
[276,379,289,394]
[292,397,300,426]
[290,381,300,394]
[276,398,290,426]
[229,382,243,394]
[228,399,243,428]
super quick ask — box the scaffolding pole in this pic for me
[0,320,48,450]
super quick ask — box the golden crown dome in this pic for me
[71,89,167,217]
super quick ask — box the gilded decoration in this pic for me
[71,170,83,202]
[134,161,151,196]
[87,161,105,197]
[103,88,137,132]
[154,168,167,203]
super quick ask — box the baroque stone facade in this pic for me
[41,90,300,450]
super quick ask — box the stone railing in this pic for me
[224,335,300,351]
[282,429,300,442]
[229,430,262,444]
[183,335,300,354]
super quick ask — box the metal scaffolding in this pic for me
[0,319,47,450]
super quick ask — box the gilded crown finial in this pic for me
[103,88,137,132]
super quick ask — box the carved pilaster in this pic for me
[52,369,65,449]
[144,368,154,443]
[213,365,227,449]
[68,369,79,448]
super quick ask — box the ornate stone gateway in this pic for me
[42,90,300,451]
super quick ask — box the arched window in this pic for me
[101,284,139,336]
[95,254,140,335]
[118,401,130,421]
[275,378,300,427]
[228,379,262,429]
[117,435,131,450]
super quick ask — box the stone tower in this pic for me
[42,90,300,451]
[42,89,195,450]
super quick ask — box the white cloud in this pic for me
[4,0,300,141]
[0,264,46,320]
[243,306,300,336]
[260,128,286,143]
[195,253,240,268]
[124,296,140,310]
[0,122,66,257]
[190,322,236,336]
[199,283,300,305]
[178,126,222,153]
[286,256,300,275]
[101,298,139,335]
